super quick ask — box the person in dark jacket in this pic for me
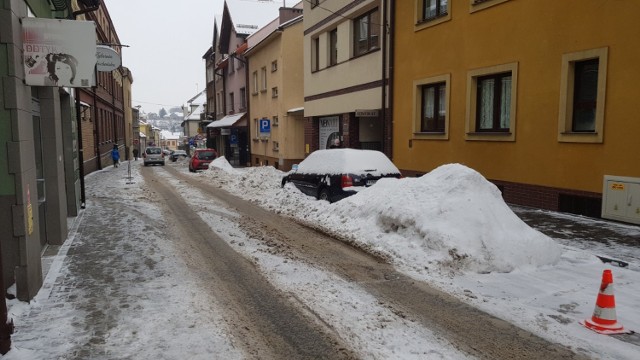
[132,148,139,161]
[111,145,120,167]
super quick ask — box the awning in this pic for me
[287,107,303,113]
[206,112,246,128]
[139,132,147,138]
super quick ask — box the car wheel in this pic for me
[281,178,288,188]
[318,188,331,202]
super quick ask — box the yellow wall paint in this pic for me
[393,0,640,193]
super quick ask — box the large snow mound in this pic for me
[336,163,563,273]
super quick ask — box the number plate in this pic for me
[366,179,377,186]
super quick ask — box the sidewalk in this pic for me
[511,205,640,264]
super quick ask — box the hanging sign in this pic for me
[23,18,97,87]
[96,45,121,72]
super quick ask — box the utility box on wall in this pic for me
[602,176,640,225]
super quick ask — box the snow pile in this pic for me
[209,156,238,174]
[337,164,562,273]
[205,161,562,274]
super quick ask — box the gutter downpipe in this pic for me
[75,92,86,208]
[381,0,389,158]
[388,0,395,160]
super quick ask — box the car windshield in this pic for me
[146,148,161,154]
[197,151,216,160]
[295,149,399,176]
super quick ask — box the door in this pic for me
[32,96,47,249]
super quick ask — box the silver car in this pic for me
[143,147,165,166]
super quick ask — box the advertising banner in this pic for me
[23,18,97,87]
[319,116,339,149]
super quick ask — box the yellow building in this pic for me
[245,6,305,170]
[393,0,640,221]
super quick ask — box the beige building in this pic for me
[303,0,391,155]
[245,6,305,170]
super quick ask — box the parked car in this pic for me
[189,149,218,172]
[281,149,402,203]
[143,146,165,166]
[163,149,172,156]
[169,150,188,162]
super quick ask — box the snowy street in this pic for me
[4,158,640,359]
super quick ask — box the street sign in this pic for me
[259,118,270,137]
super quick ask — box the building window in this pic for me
[476,72,512,132]
[229,56,235,74]
[229,92,235,113]
[413,74,450,140]
[558,47,608,143]
[252,71,258,95]
[273,115,279,126]
[271,60,278,72]
[312,37,320,71]
[273,141,279,151]
[353,8,380,57]
[421,82,446,132]
[261,67,267,92]
[329,28,338,66]
[421,0,448,22]
[572,59,598,132]
[272,87,278,98]
[470,0,511,13]
[240,87,246,111]
[465,62,518,141]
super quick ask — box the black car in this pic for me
[281,149,402,203]
[169,150,188,162]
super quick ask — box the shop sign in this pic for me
[96,45,121,72]
[355,109,379,117]
[23,18,97,87]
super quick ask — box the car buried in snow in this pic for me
[281,148,402,203]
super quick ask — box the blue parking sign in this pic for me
[259,118,271,136]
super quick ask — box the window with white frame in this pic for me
[273,115,279,126]
[271,60,278,72]
[272,87,278,98]
[229,92,235,113]
[558,47,608,143]
[261,67,267,92]
[252,71,258,95]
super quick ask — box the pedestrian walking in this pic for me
[111,144,120,167]
[133,148,139,161]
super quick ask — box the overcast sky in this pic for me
[104,0,293,115]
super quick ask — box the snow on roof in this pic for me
[187,103,205,120]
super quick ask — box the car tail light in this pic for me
[341,175,353,188]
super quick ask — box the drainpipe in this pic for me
[93,71,102,170]
[75,92,86,208]
[381,0,389,157]
[387,0,396,160]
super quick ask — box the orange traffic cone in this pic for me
[581,269,628,335]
